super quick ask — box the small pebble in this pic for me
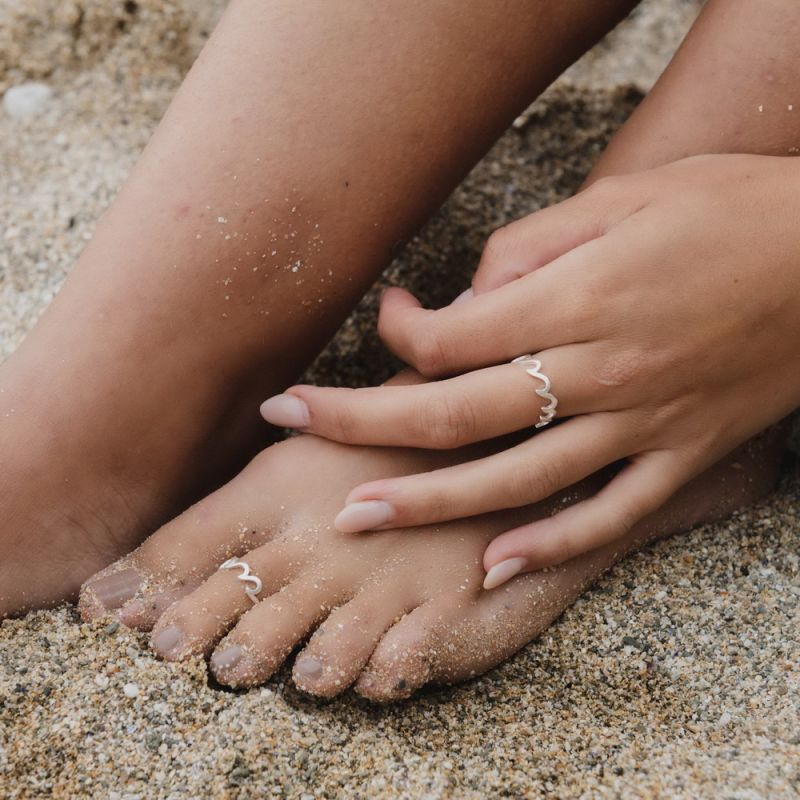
[3,83,53,118]
[123,683,140,698]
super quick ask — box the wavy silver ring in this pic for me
[512,354,558,429]
[219,557,263,604]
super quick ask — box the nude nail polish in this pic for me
[452,287,474,304]
[334,500,394,533]
[260,394,310,428]
[483,557,527,590]
[295,657,323,679]
[211,644,243,674]
[87,568,142,610]
[151,624,184,658]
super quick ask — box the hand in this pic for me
[260,154,800,588]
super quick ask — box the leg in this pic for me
[0,0,639,615]
[590,0,800,178]
[82,0,798,699]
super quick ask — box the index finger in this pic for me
[377,240,604,378]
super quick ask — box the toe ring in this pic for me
[219,557,263,604]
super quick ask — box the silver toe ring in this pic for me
[219,557,263,604]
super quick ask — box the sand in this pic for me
[1,1,799,797]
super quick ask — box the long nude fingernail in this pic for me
[452,287,474,304]
[86,568,142,610]
[260,394,310,428]
[334,500,394,532]
[483,557,527,590]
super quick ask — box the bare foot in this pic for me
[79,428,784,701]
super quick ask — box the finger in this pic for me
[482,450,689,587]
[377,240,607,378]
[261,344,618,448]
[334,413,631,532]
[473,177,646,293]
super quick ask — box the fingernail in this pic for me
[86,568,142,610]
[483,557,527,590]
[210,644,244,674]
[151,624,184,658]
[452,287,474,305]
[295,656,323,679]
[334,500,394,533]
[260,394,310,428]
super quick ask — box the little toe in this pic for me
[358,561,604,702]
[292,582,416,698]
[150,540,303,661]
[210,573,350,688]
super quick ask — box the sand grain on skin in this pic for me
[2,0,799,797]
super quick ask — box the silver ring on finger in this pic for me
[512,354,558,429]
[219,557,263,604]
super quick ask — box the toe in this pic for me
[354,600,455,702]
[79,453,280,624]
[357,559,604,702]
[149,539,303,661]
[292,581,416,698]
[210,573,350,688]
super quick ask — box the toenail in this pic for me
[210,644,244,674]
[483,557,527,590]
[118,599,145,625]
[86,568,142,610]
[334,500,394,533]
[260,394,310,428]
[295,656,323,679]
[151,624,184,658]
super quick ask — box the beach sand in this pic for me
[1,1,799,797]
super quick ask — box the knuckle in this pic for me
[328,402,361,442]
[552,528,579,564]
[376,306,403,346]
[483,225,516,266]
[600,495,644,538]
[507,456,566,506]
[585,174,624,200]
[419,392,479,449]
[409,327,451,378]
[526,526,576,566]
[410,485,453,522]
[611,505,640,536]
[592,349,645,389]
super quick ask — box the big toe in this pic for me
[79,452,279,626]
